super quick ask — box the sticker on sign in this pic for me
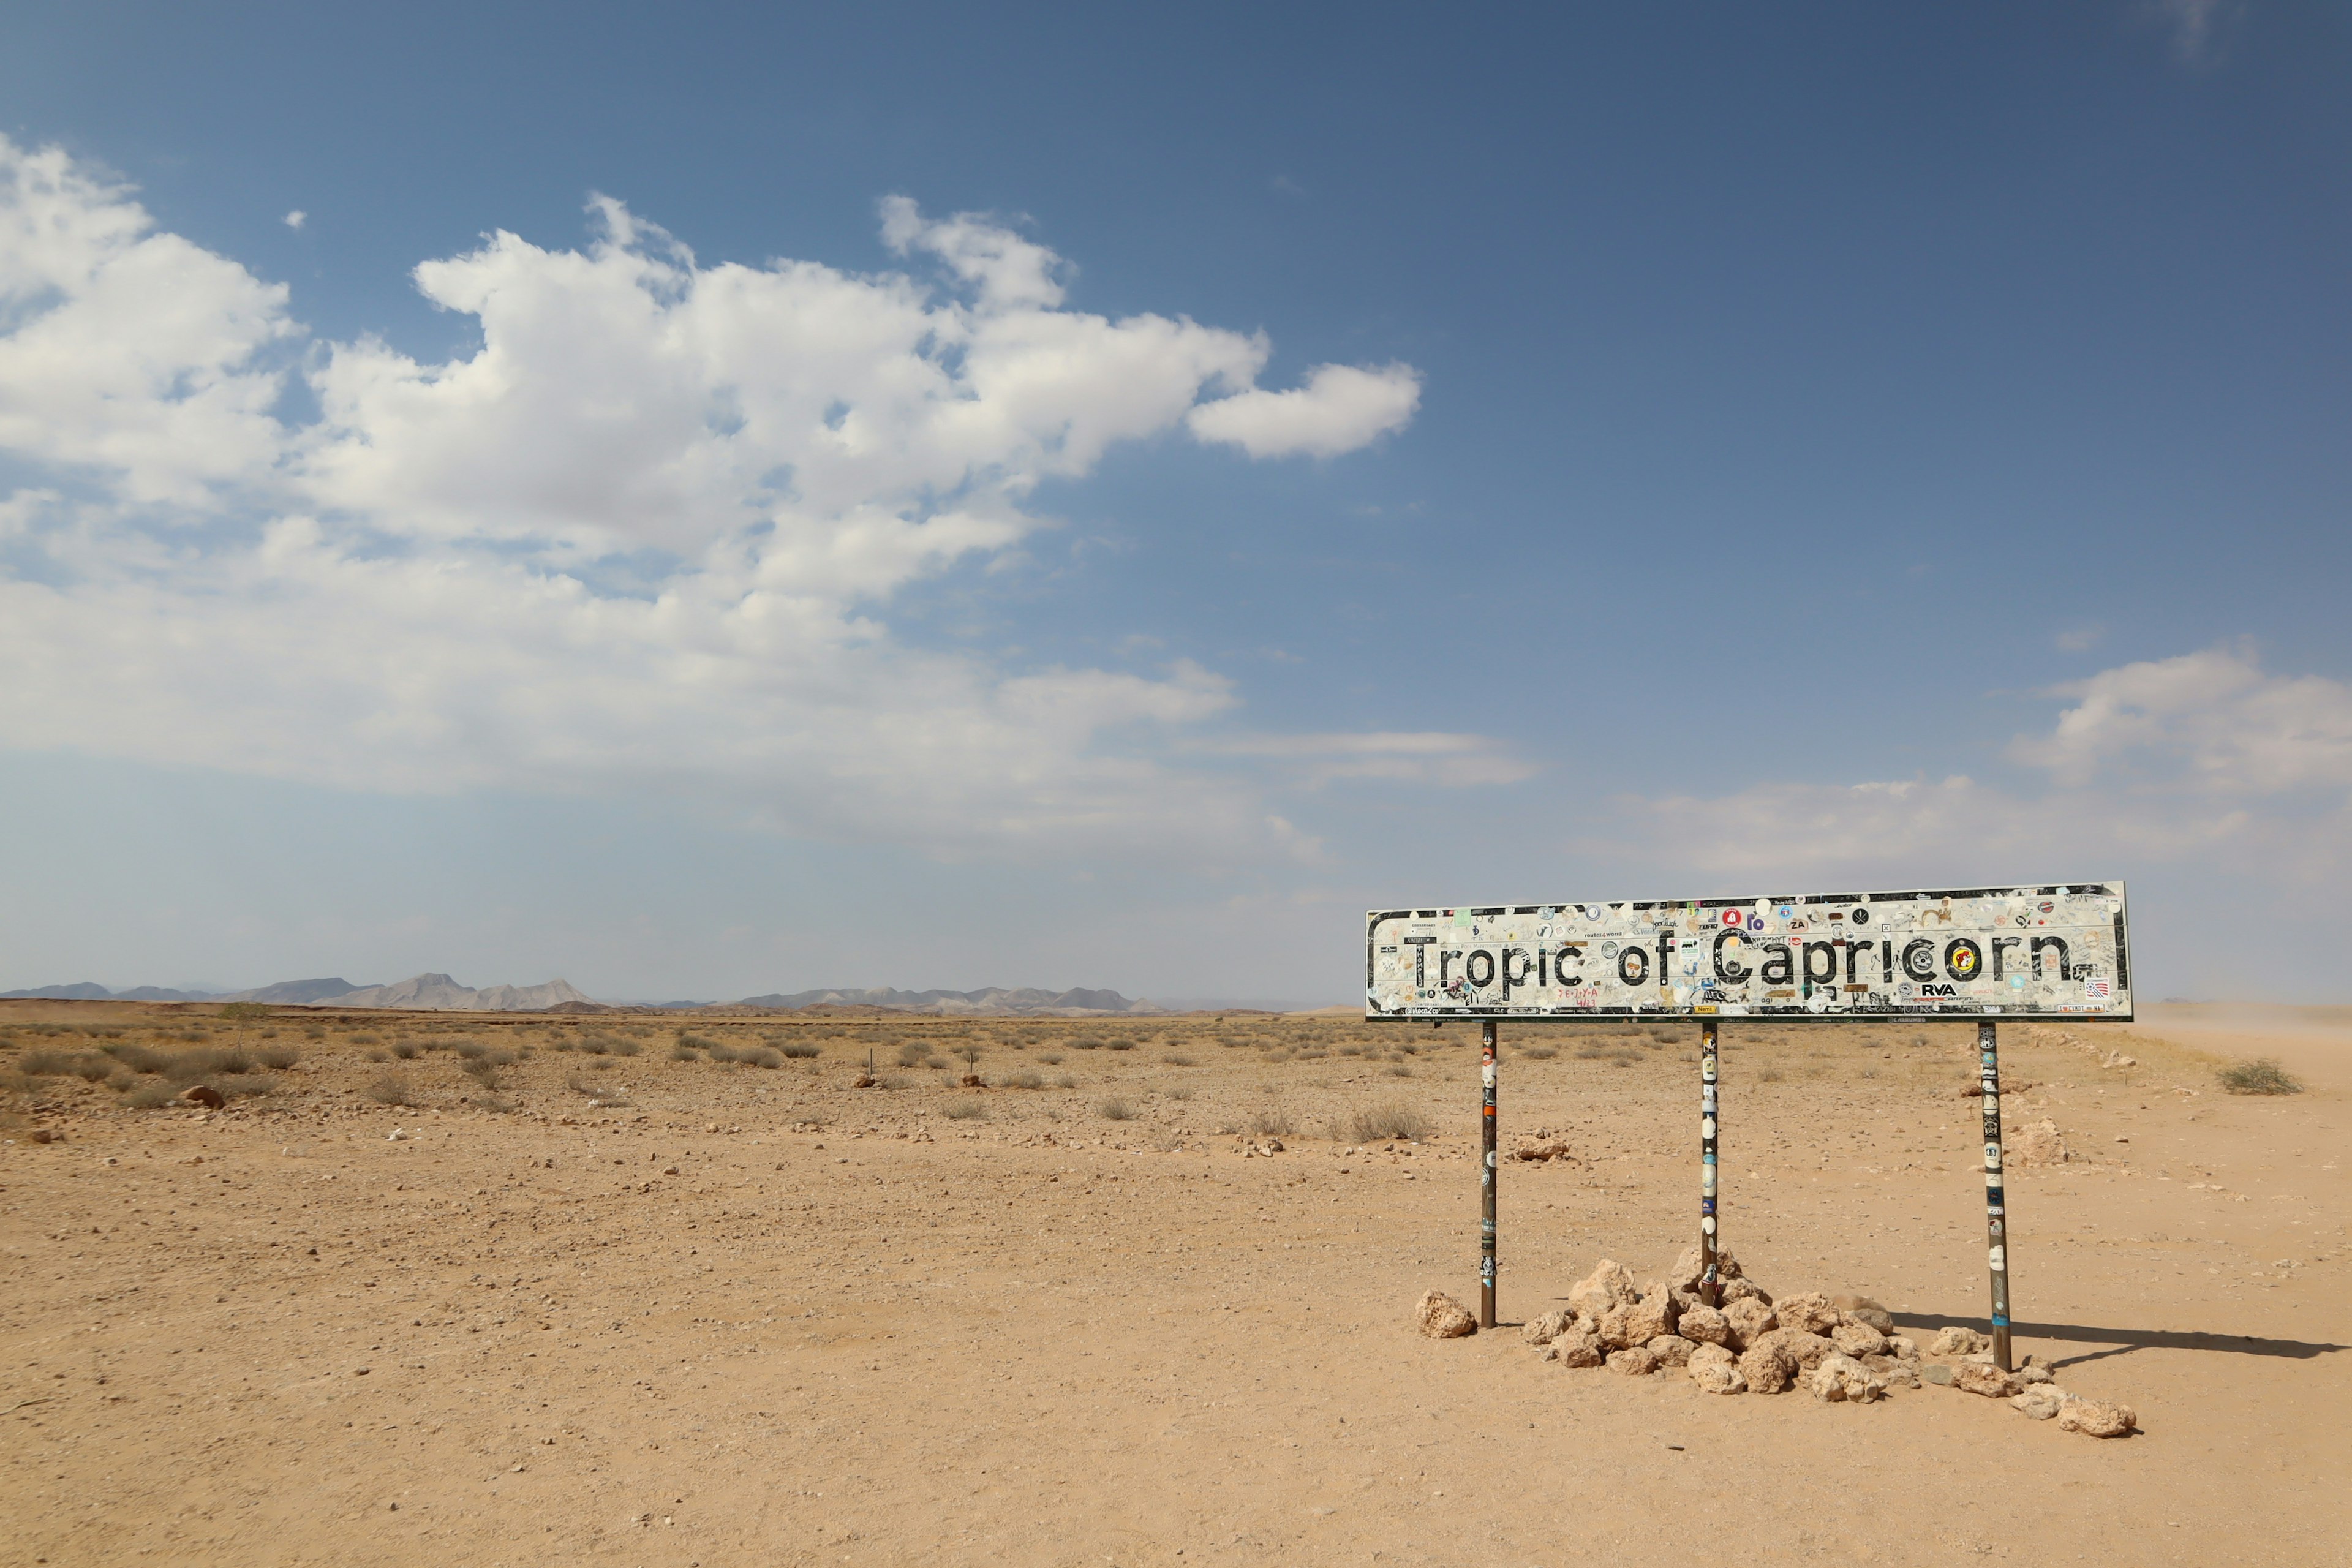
[1364,883,2131,1022]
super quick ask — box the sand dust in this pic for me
[2,1003,2345,1565]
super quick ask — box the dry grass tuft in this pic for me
[1348,1101,1431,1142]
[2217,1057,2302,1095]
[367,1072,414,1106]
[943,1098,986,1120]
[1098,1096,1135,1121]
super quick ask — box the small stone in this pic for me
[181,1085,225,1109]
[1678,1303,1731,1347]
[1523,1308,1574,1346]
[1737,1338,1795,1394]
[1951,1361,2019,1399]
[663,1165,680,1175]
[1830,1294,1895,1334]
[2056,1396,2137,1438]
[2008,1118,2070,1169]
[1722,1297,1776,1351]
[1831,1321,1888,1359]
[1567,1259,1640,1321]
[1261,1138,1284,1153]
[1595,1305,1639,1351]
[1862,1354,1921,1389]
[1931,1325,1989,1358]
[386,1128,409,1142]
[1553,1327,1605,1368]
[1623,1289,1678,1344]
[1414,1291,1477,1339]
[1717,1276,1772,1308]
[1646,1334,1696,1368]
[28,1128,60,1144]
[2011,1386,2065,1420]
[1921,1362,1954,1385]
[1808,1352,1885,1403]
[1689,1357,1746,1395]
[1885,1335,1918,1360]
[2016,1364,2053,1385]
[1688,1341,1736,1372]
[1776,1291,1841,1335]
[1605,1347,1659,1377]
[1774,1329,1839,1371]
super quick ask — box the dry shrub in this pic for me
[461,1058,503,1090]
[777,1041,820,1059]
[255,1044,300,1069]
[1348,1101,1430,1142]
[390,1040,420,1060]
[102,1042,168,1074]
[895,1042,933,1068]
[943,1099,986,1120]
[124,1082,178,1110]
[1167,1085,1195,1101]
[367,1073,413,1106]
[1245,1104,1294,1138]
[669,1044,700,1062]
[2217,1058,2302,1095]
[19,1050,78,1077]
[1054,1074,1077,1090]
[1037,1052,1066,1066]
[1098,1096,1135,1121]
[1162,1053,1196,1068]
[566,1074,629,1107]
[742,1046,782,1068]
[1000,1069,1045,1090]
[1520,1045,1558,1060]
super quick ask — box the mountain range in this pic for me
[1,976,1161,1015]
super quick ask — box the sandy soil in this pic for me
[2,1003,2345,1566]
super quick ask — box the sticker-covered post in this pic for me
[1480,1018,1498,1328]
[1699,1017,1721,1308]
[1979,1019,2012,1371]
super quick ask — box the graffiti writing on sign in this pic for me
[1364,883,2130,1022]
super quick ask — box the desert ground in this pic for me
[2,1000,2345,1567]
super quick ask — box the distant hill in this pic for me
[734,985,1163,1016]
[304,973,594,1011]
[0,981,228,1001]
[222,977,372,1005]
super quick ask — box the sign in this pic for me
[1364,883,2131,1022]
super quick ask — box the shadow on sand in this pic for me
[1890,1312,2348,1370]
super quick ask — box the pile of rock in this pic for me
[1921,1326,2135,1436]
[1510,1251,2136,1436]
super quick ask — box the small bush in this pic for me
[2217,1058,2302,1096]
[1105,1038,1136,1052]
[611,1039,642,1057]
[1349,1101,1431,1142]
[1001,1069,1045,1090]
[567,1073,629,1107]
[1162,1053,1196,1068]
[1245,1106,1295,1138]
[461,1058,503,1090]
[743,1047,783,1068]
[669,1044,700,1061]
[390,1040,420,1060]
[454,1041,487,1060]
[579,1037,609,1056]
[895,1042,933,1068]
[220,1074,277,1099]
[255,1044,301,1070]
[1037,1051,1065,1065]
[943,1098,986,1120]
[1098,1096,1134,1121]
[124,1082,179,1109]
[778,1041,820,1059]
[367,1073,413,1106]
[102,1042,168,1074]
[19,1050,77,1077]
[349,1031,381,1045]
[73,1054,115,1083]
[1520,1046,1558,1060]
[1072,1037,1104,1051]
[1054,1073,1078,1090]
[1167,1085,1195,1101]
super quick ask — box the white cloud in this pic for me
[2152,0,2237,62]
[1589,644,2352,888]
[283,209,305,229]
[0,140,1450,862]
[1187,361,1422,459]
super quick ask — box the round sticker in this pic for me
[1850,906,1870,926]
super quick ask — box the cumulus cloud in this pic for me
[1592,644,2352,888]
[1187,361,1422,459]
[0,140,1452,861]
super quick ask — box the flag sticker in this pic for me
[2084,977,2111,1000]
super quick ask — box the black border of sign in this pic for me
[1363,883,2132,1023]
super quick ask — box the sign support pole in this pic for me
[1480,1018,1498,1329]
[1980,1019,2012,1372]
[1699,1017,1721,1308]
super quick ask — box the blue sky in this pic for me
[1,1,2347,1003]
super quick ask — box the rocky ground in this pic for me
[1,1001,2345,1566]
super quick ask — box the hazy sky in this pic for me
[2,2,2347,1003]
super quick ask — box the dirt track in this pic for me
[3,1004,2345,1566]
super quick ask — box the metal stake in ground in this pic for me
[1980,1019,2012,1371]
[1698,1017,1720,1308]
[1480,1018,1498,1329]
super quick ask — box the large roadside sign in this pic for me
[1365,883,2131,1022]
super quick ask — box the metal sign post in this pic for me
[1699,1017,1720,1308]
[1366,885,2128,1358]
[1480,1018,1498,1329]
[1980,1020,2012,1371]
